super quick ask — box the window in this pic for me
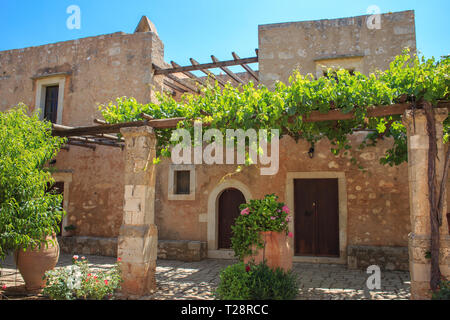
[34,75,66,125]
[44,85,59,123]
[174,170,191,195]
[168,164,195,200]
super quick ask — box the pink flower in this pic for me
[285,216,290,222]
[117,257,122,262]
[277,209,281,213]
[270,216,276,220]
[282,205,290,214]
[288,232,293,238]
[81,256,86,260]
[104,280,109,285]
[240,208,250,215]
[2,284,6,290]
[72,255,79,260]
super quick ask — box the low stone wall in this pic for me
[58,236,118,257]
[158,240,207,262]
[58,236,207,262]
[347,245,409,271]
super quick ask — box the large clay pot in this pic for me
[14,236,60,292]
[244,231,293,271]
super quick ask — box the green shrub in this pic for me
[0,105,66,261]
[216,261,298,300]
[432,280,450,300]
[215,262,251,300]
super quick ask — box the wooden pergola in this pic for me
[52,101,450,149]
[152,50,259,95]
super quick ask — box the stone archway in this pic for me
[207,179,252,259]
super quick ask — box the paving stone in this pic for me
[0,253,411,300]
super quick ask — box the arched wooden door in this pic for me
[218,188,246,249]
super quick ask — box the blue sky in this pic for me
[0,0,449,71]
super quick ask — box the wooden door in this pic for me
[218,188,246,249]
[294,179,339,257]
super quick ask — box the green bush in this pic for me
[432,280,450,300]
[215,262,251,300]
[0,105,66,261]
[216,261,298,300]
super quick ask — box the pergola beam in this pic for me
[163,79,188,94]
[165,73,200,94]
[170,61,208,87]
[189,58,227,87]
[52,102,450,139]
[231,52,259,82]
[211,55,244,85]
[52,117,187,137]
[153,56,258,75]
[302,101,450,122]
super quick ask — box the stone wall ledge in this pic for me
[58,236,207,262]
[347,245,409,271]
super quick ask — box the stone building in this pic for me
[2,10,443,273]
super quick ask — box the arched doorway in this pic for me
[217,188,246,249]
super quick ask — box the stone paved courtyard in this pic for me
[0,253,410,300]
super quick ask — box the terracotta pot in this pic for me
[14,236,60,292]
[243,231,293,271]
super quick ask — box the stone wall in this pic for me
[59,236,207,262]
[155,133,411,250]
[0,30,165,239]
[347,245,409,271]
[258,10,416,88]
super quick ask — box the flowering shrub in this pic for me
[231,194,292,260]
[42,255,122,300]
[215,261,298,300]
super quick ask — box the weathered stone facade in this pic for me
[2,10,444,281]
[259,10,416,88]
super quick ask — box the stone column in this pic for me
[117,126,158,297]
[403,108,450,300]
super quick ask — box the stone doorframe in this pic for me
[52,170,73,237]
[285,171,348,264]
[207,179,252,259]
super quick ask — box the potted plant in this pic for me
[64,225,77,237]
[231,194,294,271]
[0,105,66,292]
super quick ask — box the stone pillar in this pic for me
[117,126,158,297]
[403,108,450,300]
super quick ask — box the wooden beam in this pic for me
[170,61,207,87]
[52,118,187,137]
[189,58,227,87]
[54,123,123,141]
[68,136,124,148]
[231,52,259,82]
[301,101,450,122]
[165,73,200,94]
[140,113,154,120]
[153,56,258,75]
[163,79,188,94]
[211,55,244,84]
[93,119,106,125]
